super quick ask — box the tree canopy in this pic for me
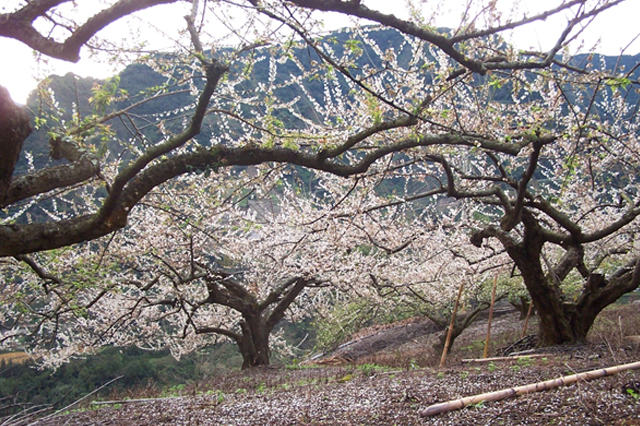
[2,0,629,256]
[2,0,640,363]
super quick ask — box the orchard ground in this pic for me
[22,303,640,426]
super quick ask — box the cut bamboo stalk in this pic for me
[521,300,534,338]
[461,354,552,363]
[483,275,498,358]
[439,280,465,368]
[420,360,640,417]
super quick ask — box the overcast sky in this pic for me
[1,0,639,104]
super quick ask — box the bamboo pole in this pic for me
[420,360,640,417]
[521,300,534,338]
[439,280,465,368]
[483,275,498,358]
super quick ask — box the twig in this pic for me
[29,375,123,425]
[1,405,52,426]
[509,348,538,356]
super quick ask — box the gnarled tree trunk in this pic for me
[237,315,272,369]
[0,85,32,205]
[201,273,317,369]
[502,213,640,346]
[472,211,640,347]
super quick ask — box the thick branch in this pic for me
[202,274,257,316]
[193,325,242,342]
[573,257,640,321]
[258,276,302,311]
[500,137,548,231]
[553,245,584,282]
[285,0,620,75]
[265,277,317,331]
[470,225,518,250]
[97,58,228,224]
[2,156,100,208]
[15,254,62,286]
[0,0,188,62]
[580,206,640,244]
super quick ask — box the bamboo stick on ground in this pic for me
[420,360,640,417]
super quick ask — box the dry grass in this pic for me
[590,304,640,345]
[0,352,30,365]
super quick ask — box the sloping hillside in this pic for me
[17,305,640,426]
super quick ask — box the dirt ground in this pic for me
[20,306,640,425]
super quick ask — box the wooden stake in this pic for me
[439,280,465,368]
[483,275,498,358]
[521,300,534,338]
[420,360,640,417]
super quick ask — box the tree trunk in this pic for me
[516,259,575,346]
[505,212,575,346]
[431,308,488,354]
[474,213,640,348]
[0,85,32,204]
[512,249,640,346]
[237,316,271,369]
[434,325,464,354]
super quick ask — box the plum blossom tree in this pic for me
[389,61,640,345]
[1,0,639,356]
[2,176,496,368]
[1,165,516,367]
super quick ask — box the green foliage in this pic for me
[336,373,353,383]
[516,356,534,368]
[605,76,632,92]
[255,382,267,394]
[344,39,363,57]
[356,363,391,376]
[0,344,241,413]
[469,401,486,409]
[313,298,418,352]
[364,92,383,125]
[626,388,640,401]
[162,383,186,397]
[89,76,125,114]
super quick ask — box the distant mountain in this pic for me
[15,26,640,176]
